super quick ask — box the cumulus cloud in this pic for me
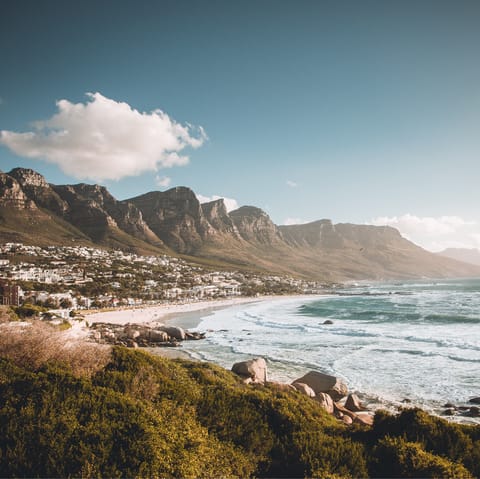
[286,180,298,188]
[155,175,172,188]
[197,194,239,212]
[369,214,480,252]
[0,92,207,181]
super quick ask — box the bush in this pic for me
[371,436,473,478]
[0,340,479,478]
[369,408,480,476]
[0,321,110,376]
[14,303,47,318]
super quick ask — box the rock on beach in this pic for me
[293,370,348,401]
[232,358,267,384]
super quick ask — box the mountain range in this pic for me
[437,247,480,266]
[1,167,479,281]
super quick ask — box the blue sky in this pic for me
[1,0,479,251]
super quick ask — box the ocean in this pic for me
[183,278,480,423]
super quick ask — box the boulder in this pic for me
[334,402,357,420]
[291,382,316,398]
[148,330,169,342]
[232,358,267,383]
[342,415,353,425]
[123,326,141,339]
[467,406,480,417]
[268,382,296,393]
[469,397,480,404]
[345,393,364,412]
[442,409,456,416]
[293,371,348,401]
[314,392,334,414]
[323,320,334,325]
[158,326,186,341]
[354,413,374,426]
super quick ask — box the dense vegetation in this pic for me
[0,337,479,477]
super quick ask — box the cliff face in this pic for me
[8,168,68,216]
[50,183,163,246]
[0,173,37,210]
[229,206,283,245]
[201,199,239,237]
[1,166,479,280]
[129,187,214,253]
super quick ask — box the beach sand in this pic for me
[85,297,261,328]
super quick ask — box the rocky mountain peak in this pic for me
[0,172,37,210]
[201,199,240,237]
[229,206,282,244]
[9,168,68,215]
[9,168,49,188]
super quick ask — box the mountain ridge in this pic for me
[1,167,479,281]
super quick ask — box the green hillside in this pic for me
[0,327,478,478]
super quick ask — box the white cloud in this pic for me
[369,214,480,252]
[283,217,305,225]
[197,194,239,212]
[0,92,207,181]
[286,180,298,188]
[155,175,171,188]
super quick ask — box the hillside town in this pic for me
[0,243,328,317]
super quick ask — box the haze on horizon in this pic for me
[0,0,479,253]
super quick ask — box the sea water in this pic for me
[184,278,480,422]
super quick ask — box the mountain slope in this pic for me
[1,167,479,281]
[437,248,480,266]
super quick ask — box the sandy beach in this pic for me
[84,296,263,327]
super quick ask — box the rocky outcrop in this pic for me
[232,357,267,384]
[229,206,283,245]
[8,168,68,215]
[201,199,240,237]
[157,325,186,341]
[314,392,334,414]
[129,188,214,253]
[0,173,37,210]
[89,322,205,347]
[293,371,348,401]
[234,359,373,427]
[292,382,316,397]
[345,393,364,412]
[51,183,163,246]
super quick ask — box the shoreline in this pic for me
[84,294,324,328]
[79,293,480,425]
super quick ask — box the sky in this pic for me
[0,0,479,252]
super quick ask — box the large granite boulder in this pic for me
[158,325,186,341]
[314,392,334,414]
[345,393,364,412]
[148,329,169,342]
[232,358,267,383]
[291,382,316,398]
[293,371,348,401]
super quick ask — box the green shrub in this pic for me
[14,303,47,318]
[369,408,480,476]
[371,436,473,478]
[1,343,479,478]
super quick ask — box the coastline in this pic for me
[80,291,480,425]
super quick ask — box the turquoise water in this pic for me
[185,278,480,421]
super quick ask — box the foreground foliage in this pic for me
[0,344,478,478]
